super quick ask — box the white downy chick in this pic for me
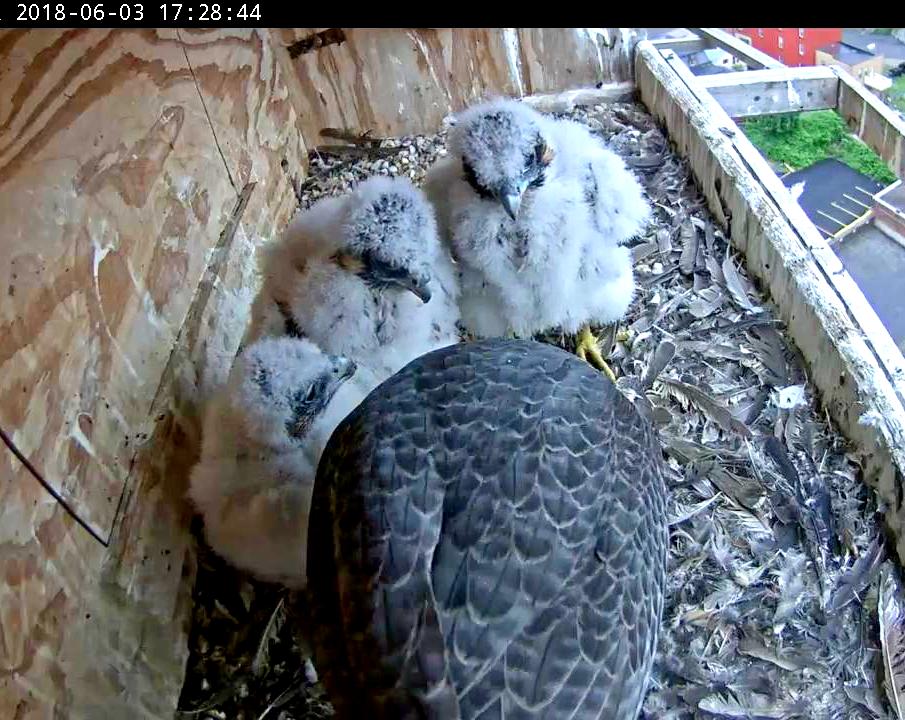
[423,98,650,339]
[188,336,373,588]
[247,176,460,387]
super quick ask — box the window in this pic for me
[799,43,805,56]
[757,28,764,38]
[778,36,784,50]
[799,28,805,38]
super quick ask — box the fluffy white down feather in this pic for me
[424,98,650,338]
[188,336,375,588]
[247,176,460,386]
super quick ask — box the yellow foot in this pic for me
[575,325,617,383]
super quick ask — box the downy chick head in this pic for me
[227,336,356,453]
[448,98,554,221]
[334,176,437,304]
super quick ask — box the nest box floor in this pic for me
[177,101,895,720]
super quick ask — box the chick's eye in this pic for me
[305,385,318,402]
[462,160,493,200]
[535,141,546,164]
[525,141,547,170]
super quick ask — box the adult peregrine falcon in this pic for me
[307,339,668,719]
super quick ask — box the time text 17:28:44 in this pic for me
[159,3,261,20]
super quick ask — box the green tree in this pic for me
[743,110,896,184]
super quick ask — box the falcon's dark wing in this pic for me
[308,339,668,720]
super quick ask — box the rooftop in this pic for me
[863,72,893,92]
[690,62,733,76]
[683,47,734,67]
[834,221,905,352]
[879,180,905,213]
[819,41,877,65]
[781,158,885,237]
[843,29,905,60]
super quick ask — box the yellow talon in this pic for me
[575,325,617,383]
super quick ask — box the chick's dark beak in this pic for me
[333,357,357,382]
[500,189,522,221]
[405,276,432,304]
[359,252,431,304]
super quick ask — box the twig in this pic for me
[310,144,402,160]
[320,127,382,146]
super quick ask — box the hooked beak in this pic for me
[500,190,522,221]
[333,356,357,382]
[401,276,432,304]
[358,252,432,304]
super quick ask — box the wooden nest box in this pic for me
[1,27,903,717]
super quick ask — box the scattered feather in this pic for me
[669,493,723,526]
[698,692,806,718]
[773,551,809,631]
[879,565,905,719]
[705,253,725,285]
[642,338,677,389]
[661,376,753,438]
[831,538,887,612]
[764,436,836,599]
[707,463,766,512]
[721,250,756,311]
[657,227,673,254]
[633,240,660,264]
[688,286,726,319]
[746,326,791,387]
[773,385,808,410]
[737,635,810,671]
[844,684,887,717]
[252,597,287,676]
[679,221,699,276]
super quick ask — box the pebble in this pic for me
[299,128,449,209]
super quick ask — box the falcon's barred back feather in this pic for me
[247,175,460,387]
[308,339,669,719]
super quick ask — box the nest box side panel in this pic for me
[0,28,304,718]
[274,28,639,146]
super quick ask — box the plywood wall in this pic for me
[0,29,304,718]
[274,27,639,146]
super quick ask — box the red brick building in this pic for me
[728,28,842,66]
